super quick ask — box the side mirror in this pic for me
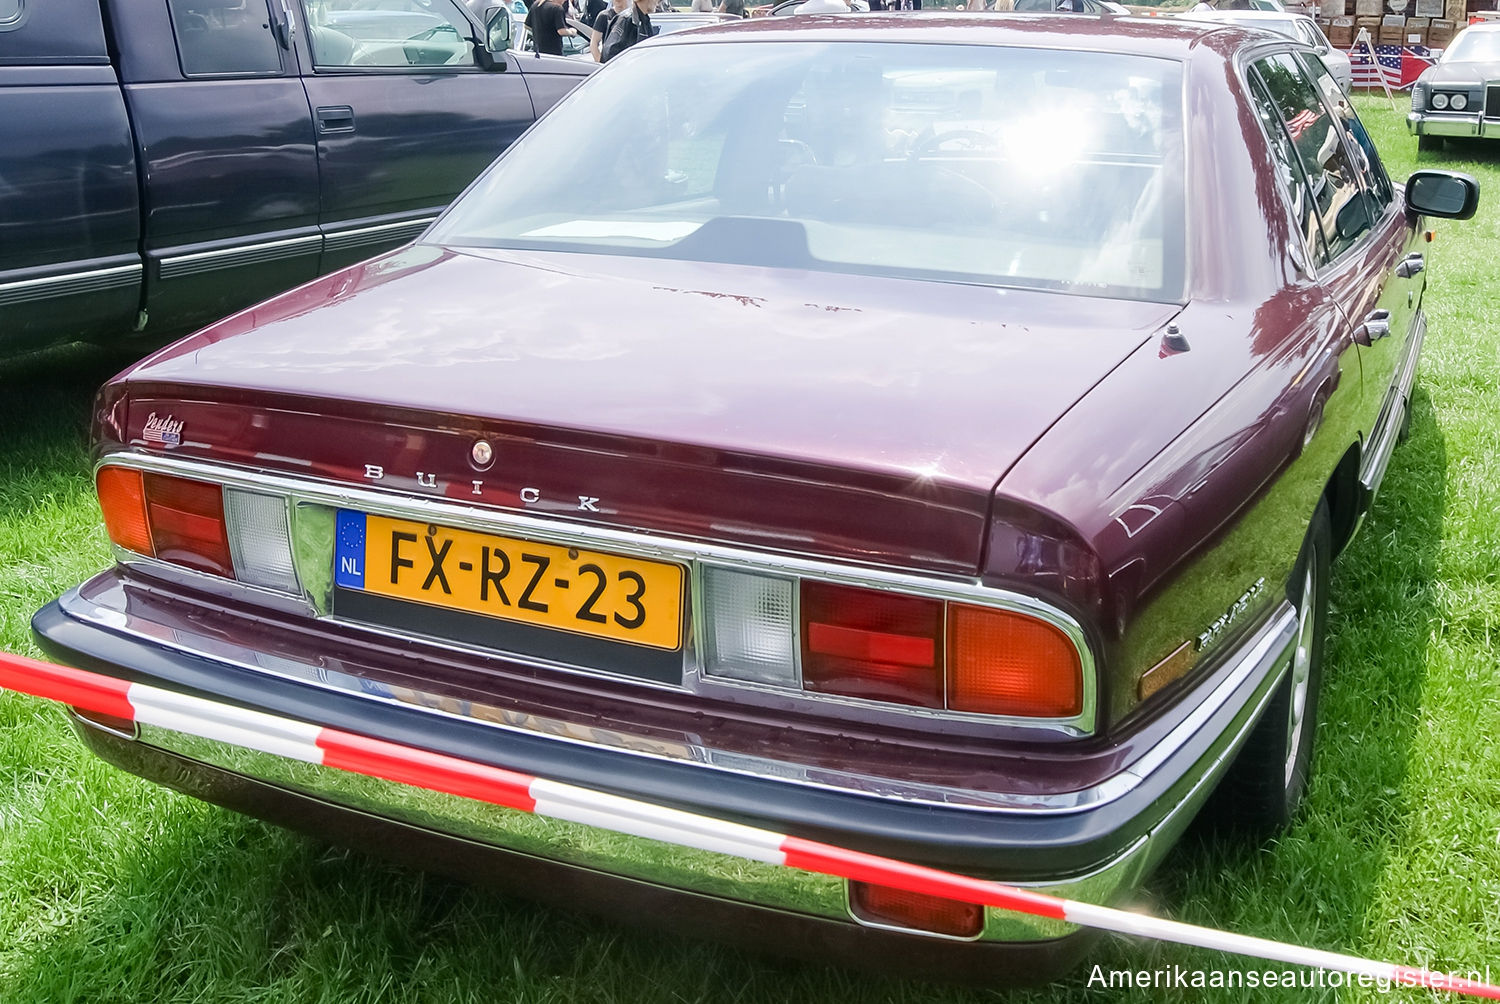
[477,6,511,69]
[1406,170,1481,220]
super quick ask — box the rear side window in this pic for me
[1252,52,1372,262]
[0,0,23,29]
[1247,70,1327,267]
[167,0,283,76]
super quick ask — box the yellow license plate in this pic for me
[337,512,684,651]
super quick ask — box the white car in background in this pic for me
[1182,9,1353,92]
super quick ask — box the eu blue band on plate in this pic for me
[335,509,366,590]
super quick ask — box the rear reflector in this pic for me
[947,604,1082,717]
[701,567,797,685]
[849,881,985,939]
[801,582,942,708]
[224,488,299,593]
[97,467,153,557]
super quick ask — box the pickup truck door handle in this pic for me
[1395,253,1425,279]
[316,106,356,134]
[1353,308,1391,347]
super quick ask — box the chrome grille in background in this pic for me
[1486,84,1500,118]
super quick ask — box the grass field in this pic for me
[1,95,1497,1002]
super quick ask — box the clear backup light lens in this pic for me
[1432,92,1450,109]
[223,488,300,593]
[1451,93,1468,111]
[701,567,797,685]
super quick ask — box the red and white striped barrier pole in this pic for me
[2,651,1495,998]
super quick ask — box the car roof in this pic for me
[646,11,1248,60]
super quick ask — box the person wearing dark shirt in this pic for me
[526,0,574,56]
[584,0,608,22]
[600,0,654,62]
[591,0,627,61]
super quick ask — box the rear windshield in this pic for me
[1444,29,1500,63]
[430,41,1186,302]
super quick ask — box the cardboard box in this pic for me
[1381,13,1406,24]
[1428,18,1457,44]
[1329,19,1356,44]
[1445,0,1466,22]
[1379,22,1407,42]
[1355,0,1382,15]
[1406,16,1431,28]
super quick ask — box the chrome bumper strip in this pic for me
[0,262,141,307]
[56,565,1297,818]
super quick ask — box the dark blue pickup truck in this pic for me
[0,0,591,355]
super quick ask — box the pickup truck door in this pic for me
[0,0,140,351]
[111,0,321,336]
[292,0,536,271]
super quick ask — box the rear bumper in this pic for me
[33,573,1297,967]
[1406,111,1500,139]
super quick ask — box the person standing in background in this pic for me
[601,0,657,61]
[592,0,628,60]
[526,0,576,54]
[718,0,747,14]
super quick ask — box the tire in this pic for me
[1417,134,1443,154]
[1202,499,1331,835]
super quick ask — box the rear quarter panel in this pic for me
[992,42,1368,730]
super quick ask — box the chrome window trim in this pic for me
[54,576,1298,817]
[97,451,1098,736]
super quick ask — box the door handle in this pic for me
[1353,308,1391,347]
[1395,253,1425,279]
[316,105,356,134]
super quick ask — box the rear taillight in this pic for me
[142,473,232,575]
[947,604,1082,718]
[801,582,942,708]
[848,881,984,939]
[96,467,299,593]
[700,566,1089,726]
[96,467,153,556]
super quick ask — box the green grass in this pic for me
[1,95,1497,1001]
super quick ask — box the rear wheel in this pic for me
[1203,499,1330,834]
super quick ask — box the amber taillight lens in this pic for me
[849,881,984,939]
[947,604,1083,717]
[96,467,153,556]
[801,582,943,708]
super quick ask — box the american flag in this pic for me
[1348,43,1435,91]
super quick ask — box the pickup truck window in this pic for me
[168,0,283,76]
[303,0,476,68]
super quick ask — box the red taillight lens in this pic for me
[142,473,231,576]
[98,466,232,577]
[97,467,153,556]
[801,582,942,708]
[947,604,1082,717]
[848,881,984,939]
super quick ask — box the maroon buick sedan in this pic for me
[34,13,1479,980]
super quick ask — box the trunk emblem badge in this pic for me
[470,440,494,470]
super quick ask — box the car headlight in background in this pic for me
[1432,92,1450,109]
[1450,93,1468,111]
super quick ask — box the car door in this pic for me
[293,0,536,271]
[1249,50,1416,491]
[115,0,321,337]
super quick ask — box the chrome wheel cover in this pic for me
[1284,562,1316,787]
